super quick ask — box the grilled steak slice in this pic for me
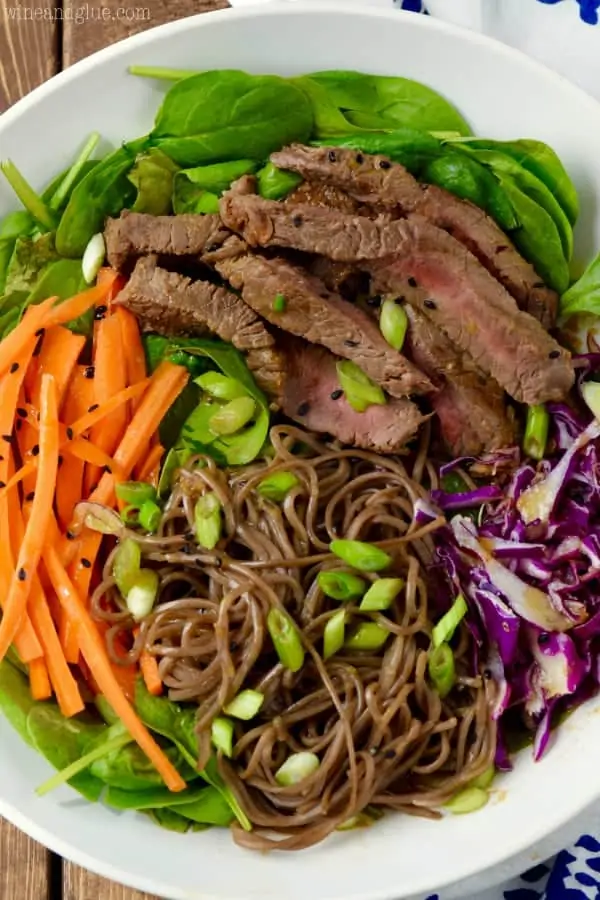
[271,144,558,327]
[115,256,285,402]
[271,144,422,211]
[404,305,516,456]
[417,185,557,328]
[370,216,573,406]
[285,181,360,213]
[105,210,230,271]
[215,253,433,398]
[281,336,426,453]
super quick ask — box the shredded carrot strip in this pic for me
[29,326,86,410]
[97,267,126,305]
[137,444,165,488]
[56,367,95,535]
[70,380,149,437]
[86,312,127,493]
[0,298,55,381]
[43,277,117,330]
[140,650,163,697]
[29,658,51,701]
[0,374,59,663]
[43,543,186,792]
[116,306,147,412]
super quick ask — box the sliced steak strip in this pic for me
[370,216,573,406]
[270,144,558,327]
[281,336,426,453]
[115,256,285,403]
[215,253,433,398]
[417,185,557,328]
[285,181,360,213]
[105,210,230,271]
[403,305,516,456]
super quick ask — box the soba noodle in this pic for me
[89,425,496,851]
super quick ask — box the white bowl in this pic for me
[2,4,600,899]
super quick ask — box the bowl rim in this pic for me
[2,4,600,899]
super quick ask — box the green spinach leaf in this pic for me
[257,162,302,200]
[152,71,312,167]
[26,258,86,305]
[173,786,234,826]
[313,128,442,177]
[0,658,37,748]
[172,159,258,215]
[145,807,194,833]
[56,138,149,258]
[559,251,600,321]
[90,740,197,790]
[4,232,59,294]
[129,149,179,216]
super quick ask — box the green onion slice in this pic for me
[209,397,256,436]
[194,492,222,551]
[275,752,320,786]
[112,538,142,597]
[380,299,408,351]
[115,481,158,508]
[336,360,386,413]
[523,404,550,461]
[195,372,247,401]
[257,471,300,502]
[428,642,456,698]
[445,786,489,815]
[224,690,264,721]
[323,609,347,660]
[330,539,392,573]
[344,622,390,652]
[432,593,468,648]
[267,608,305,673]
[359,578,404,612]
[211,717,234,758]
[318,571,366,602]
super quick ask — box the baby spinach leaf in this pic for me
[26,258,86,305]
[453,145,573,261]
[129,149,179,216]
[559,251,600,321]
[4,232,59,294]
[303,70,471,136]
[498,174,569,295]
[145,808,194,833]
[0,658,37,748]
[449,137,578,225]
[56,137,149,258]
[104,783,223,815]
[26,704,107,802]
[423,152,518,232]
[257,162,302,200]
[152,71,312,166]
[173,160,258,215]
[293,77,364,137]
[173,786,234,826]
[313,128,442,177]
[90,740,197,790]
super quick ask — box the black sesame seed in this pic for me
[379,159,391,170]
[385,750,396,760]
[230,641,239,652]
[84,366,95,379]
[185,531,195,541]
[81,558,92,569]
[292,214,303,228]
[16,408,27,419]
[331,389,343,400]
[25,491,34,502]
[2,434,12,444]
[424,299,436,310]
[344,339,359,348]
[17,568,26,582]
[297,402,310,416]
[366,295,382,308]
[496,245,509,253]
[88,403,99,413]
[355,153,364,164]
[66,427,74,440]
[34,328,45,338]
[408,277,418,288]
[9,362,19,374]
[328,150,337,163]
[31,445,39,457]
[205,242,220,253]
[103,465,112,474]
[549,350,561,359]
[33,335,43,357]
[94,305,108,321]
[66,530,75,541]
[0,481,5,489]
[538,633,550,645]
[0,456,4,462]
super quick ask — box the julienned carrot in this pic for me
[43,276,117,329]
[56,366,95,533]
[0,461,36,503]
[87,312,127,493]
[97,267,126,304]
[30,326,86,410]
[0,374,59,663]
[29,658,51,701]
[116,307,146,411]
[0,297,55,380]
[70,362,188,599]
[70,380,149,437]
[137,444,165,488]
[140,651,163,696]
[43,544,186,793]
[0,345,42,662]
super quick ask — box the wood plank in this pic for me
[0,0,59,110]
[64,867,161,900]
[63,0,229,67]
[0,817,50,900]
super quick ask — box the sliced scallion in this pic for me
[523,404,549,461]
[336,360,386,413]
[432,594,468,648]
[445,786,489,815]
[345,622,390,652]
[138,500,162,534]
[267,608,305,672]
[581,381,600,421]
[211,717,234,758]
[112,538,142,598]
[224,689,264,721]
[272,293,286,313]
[380,299,408,351]
[428,642,455,698]
[195,371,247,401]
[194,492,222,551]
[318,571,366,602]
[470,766,495,791]
[330,539,392,573]
[209,397,256,436]
[257,471,300,502]
[323,609,347,660]
[126,569,159,621]
[275,751,320,786]
[359,577,404,612]
[82,232,106,284]
[115,481,158,507]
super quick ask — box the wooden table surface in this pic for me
[0,3,227,897]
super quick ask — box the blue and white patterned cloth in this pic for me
[396,5,600,900]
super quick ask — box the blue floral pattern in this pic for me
[397,2,600,897]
